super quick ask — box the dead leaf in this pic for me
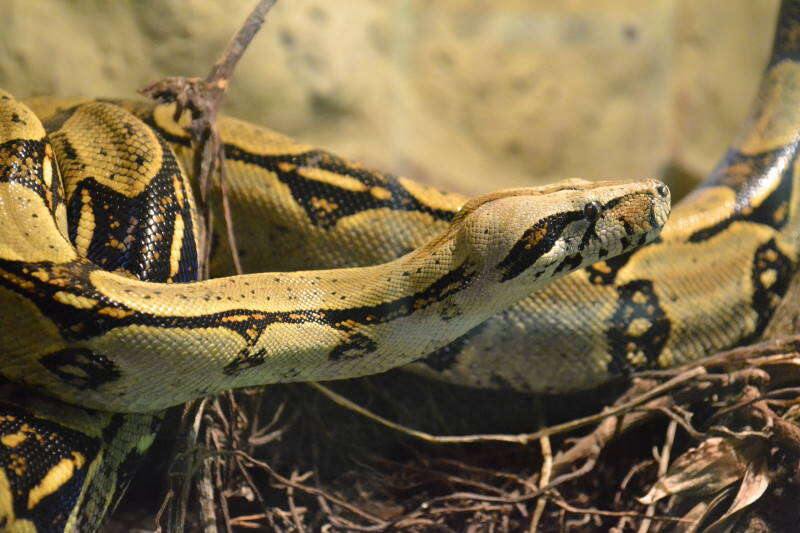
[704,456,770,533]
[639,429,768,505]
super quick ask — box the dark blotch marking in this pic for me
[0,400,100,528]
[59,137,79,161]
[40,348,122,390]
[420,322,488,372]
[496,210,584,282]
[606,280,671,374]
[585,251,634,285]
[439,300,463,321]
[689,147,797,242]
[223,348,268,376]
[554,252,583,275]
[750,239,794,336]
[329,333,378,362]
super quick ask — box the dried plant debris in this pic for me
[112,335,800,531]
[215,335,800,531]
[640,428,772,531]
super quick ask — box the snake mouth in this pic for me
[493,180,671,284]
[592,187,670,252]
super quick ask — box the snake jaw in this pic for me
[461,179,671,285]
[592,181,670,254]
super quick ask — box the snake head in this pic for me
[452,178,671,285]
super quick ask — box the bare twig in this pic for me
[637,420,676,533]
[549,497,691,524]
[309,369,706,446]
[228,513,270,528]
[530,401,552,532]
[152,490,173,533]
[233,450,388,527]
[140,0,276,277]
[198,455,219,533]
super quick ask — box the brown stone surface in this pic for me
[0,0,781,194]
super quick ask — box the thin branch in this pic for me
[309,368,706,445]
[550,497,691,524]
[206,1,277,87]
[530,402,553,532]
[232,450,388,527]
[140,0,276,277]
[637,420,676,533]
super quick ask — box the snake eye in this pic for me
[583,201,602,220]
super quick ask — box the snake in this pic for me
[0,84,666,530]
[2,0,800,530]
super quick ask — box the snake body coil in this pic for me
[0,91,665,529]
[147,7,800,393]
[2,2,800,530]
[0,94,666,413]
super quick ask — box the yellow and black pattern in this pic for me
[1,78,668,530]
[0,108,668,412]
[0,396,101,529]
[44,102,199,282]
[0,90,196,532]
[108,0,800,393]
[4,1,800,530]
[0,389,159,532]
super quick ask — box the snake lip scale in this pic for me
[3,1,800,529]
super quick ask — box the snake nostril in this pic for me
[656,184,669,198]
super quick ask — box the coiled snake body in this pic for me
[3,2,800,530]
[0,92,666,529]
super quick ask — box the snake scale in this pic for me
[3,1,800,530]
[0,79,667,531]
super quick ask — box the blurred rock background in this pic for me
[0,1,780,196]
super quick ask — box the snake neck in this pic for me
[667,3,800,247]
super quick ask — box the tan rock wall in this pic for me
[0,1,780,194]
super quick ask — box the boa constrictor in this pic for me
[0,79,667,532]
[3,0,800,530]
